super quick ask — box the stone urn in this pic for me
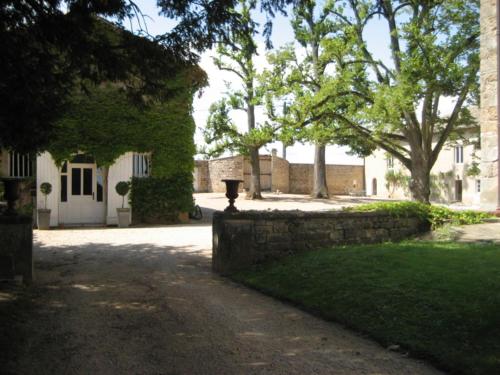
[222,179,243,213]
[1,177,21,215]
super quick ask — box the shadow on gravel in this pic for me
[1,240,214,375]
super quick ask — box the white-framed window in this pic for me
[454,146,464,164]
[476,179,481,193]
[8,151,34,177]
[386,155,394,169]
[133,153,151,177]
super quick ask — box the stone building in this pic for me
[480,0,499,211]
[194,150,364,195]
[365,125,481,205]
[365,1,500,209]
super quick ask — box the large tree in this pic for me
[322,0,479,203]
[262,0,372,198]
[0,0,291,153]
[203,0,277,199]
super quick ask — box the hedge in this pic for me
[130,174,194,224]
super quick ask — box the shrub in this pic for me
[129,174,194,224]
[40,182,52,209]
[115,181,130,209]
[346,201,492,230]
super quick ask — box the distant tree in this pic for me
[203,0,277,199]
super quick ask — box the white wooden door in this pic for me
[59,162,105,224]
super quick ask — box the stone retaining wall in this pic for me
[212,210,429,275]
[0,215,33,283]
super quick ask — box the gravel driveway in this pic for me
[4,225,441,375]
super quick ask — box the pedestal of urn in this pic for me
[222,179,243,213]
[1,178,21,216]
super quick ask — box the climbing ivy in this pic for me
[48,67,205,177]
[48,67,205,222]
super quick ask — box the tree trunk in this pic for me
[247,146,262,199]
[309,25,328,199]
[409,159,431,204]
[311,144,329,198]
[246,101,262,199]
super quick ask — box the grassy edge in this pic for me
[230,243,469,375]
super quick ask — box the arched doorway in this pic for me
[372,178,377,196]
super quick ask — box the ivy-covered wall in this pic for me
[48,67,205,223]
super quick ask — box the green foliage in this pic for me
[40,182,52,210]
[203,0,277,161]
[18,202,33,217]
[115,181,130,196]
[40,183,52,196]
[348,201,492,230]
[130,175,194,224]
[346,201,430,221]
[466,161,481,177]
[115,181,130,209]
[265,0,479,202]
[261,2,375,156]
[384,170,410,197]
[234,241,500,375]
[0,3,205,154]
[49,74,200,174]
[48,72,201,218]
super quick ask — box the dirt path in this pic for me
[4,226,441,375]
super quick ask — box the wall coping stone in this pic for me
[213,210,415,220]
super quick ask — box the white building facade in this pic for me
[1,150,150,226]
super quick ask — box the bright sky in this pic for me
[129,1,454,165]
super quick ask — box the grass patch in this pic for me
[233,241,500,374]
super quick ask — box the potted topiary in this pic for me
[37,182,52,230]
[115,181,130,228]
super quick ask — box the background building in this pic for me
[480,0,499,211]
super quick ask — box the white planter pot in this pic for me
[116,208,130,228]
[37,209,51,230]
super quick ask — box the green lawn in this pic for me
[233,241,500,375]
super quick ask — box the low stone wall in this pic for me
[212,210,429,275]
[0,215,33,283]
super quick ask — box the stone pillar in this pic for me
[0,215,33,284]
[480,0,499,210]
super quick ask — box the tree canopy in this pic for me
[0,0,294,153]
[48,67,205,177]
[262,0,479,203]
